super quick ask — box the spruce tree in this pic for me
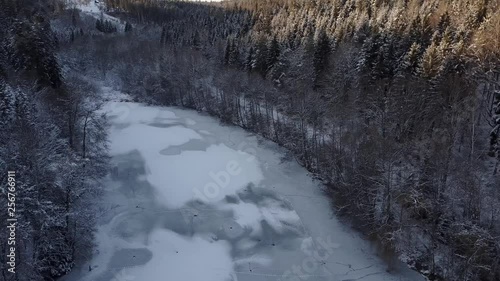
[266,35,280,71]
[160,26,166,45]
[228,40,240,67]
[223,39,232,65]
[124,21,132,33]
[489,90,500,159]
[96,19,102,32]
[254,38,268,78]
[192,30,200,49]
[244,46,254,71]
[313,29,330,87]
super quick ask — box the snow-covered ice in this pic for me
[119,229,233,281]
[63,92,426,281]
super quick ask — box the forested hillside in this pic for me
[1,0,499,280]
[96,0,500,280]
[0,0,109,280]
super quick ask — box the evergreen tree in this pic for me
[244,46,254,71]
[266,35,280,71]
[400,42,421,75]
[96,19,102,32]
[0,82,16,129]
[124,21,132,32]
[192,30,200,49]
[160,26,166,45]
[437,12,451,34]
[253,38,268,77]
[223,39,231,65]
[228,40,240,67]
[313,29,330,87]
[489,90,500,159]
[7,20,62,89]
[418,34,443,79]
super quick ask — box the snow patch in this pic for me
[151,144,263,208]
[121,229,234,281]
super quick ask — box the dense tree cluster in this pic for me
[0,1,109,280]
[492,90,500,159]
[96,18,117,33]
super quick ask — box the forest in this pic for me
[0,0,109,279]
[1,0,500,280]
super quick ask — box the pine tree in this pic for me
[7,20,62,89]
[192,30,200,49]
[253,37,268,77]
[374,34,396,80]
[124,21,132,33]
[418,33,443,79]
[96,19,102,32]
[231,43,240,67]
[465,0,488,29]
[437,12,451,34]
[71,8,78,27]
[160,26,165,45]
[489,90,500,159]
[244,46,254,71]
[266,35,280,71]
[0,82,16,129]
[223,39,232,65]
[313,29,330,87]
[400,42,421,75]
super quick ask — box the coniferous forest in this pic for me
[1,0,500,280]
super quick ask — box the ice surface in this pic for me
[109,125,202,156]
[148,143,263,208]
[63,93,425,281]
[220,199,302,237]
[120,229,233,281]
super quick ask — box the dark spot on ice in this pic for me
[224,195,240,204]
[159,139,208,155]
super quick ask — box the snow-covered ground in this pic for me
[65,0,124,28]
[63,88,425,281]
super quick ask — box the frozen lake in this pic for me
[63,97,425,281]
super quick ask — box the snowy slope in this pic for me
[65,0,124,29]
[62,87,426,281]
